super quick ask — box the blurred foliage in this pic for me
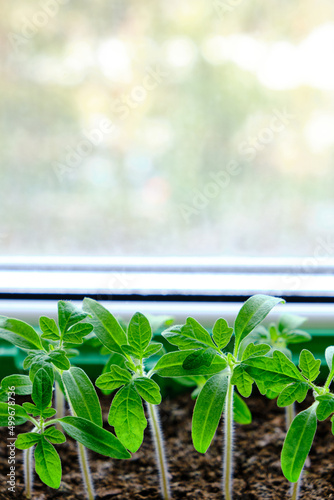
[1,0,334,256]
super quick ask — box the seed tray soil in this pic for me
[1,391,334,500]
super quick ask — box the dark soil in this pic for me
[1,391,334,499]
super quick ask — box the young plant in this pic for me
[247,313,310,498]
[152,294,284,500]
[0,366,130,499]
[249,313,310,424]
[243,345,334,500]
[0,302,105,499]
[83,298,171,500]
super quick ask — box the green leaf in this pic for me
[62,367,102,426]
[63,323,94,345]
[231,365,253,398]
[15,432,41,449]
[29,361,54,385]
[299,350,321,382]
[83,298,127,356]
[281,330,311,344]
[59,416,131,459]
[40,317,60,341]
[43,427,66,444]
[121,344,141,359]
[212,318,233,350]
[23,351,41,370]
[22,402,41,417]
[233,393,252,424]
[243,350,304,393]
[127,312,152,357]
[268,325,279,342]
[103,352,128,373]
[281,405,317,483]
[192,373,228,453]
[108,383,147,452]
[182,348,216,371]
[0,374,32,395]
[58,301,89,335]
[48,350,71,371]
[64,348,80,358]
[241,343,271,361]
[315,394,334,421]
[0,403,30,426]
[265,389,280,399]
[234,295,284,355]
[134,377,161,405]
[143,342,163,358]
[163,317,217,351]
[154,350,227,377]
[34,437,62,489]
[331,415,334,435]
[41,408,57,419]
[95,365,132,392]
[32,368,53,411]
[325,346,334,371]
[278,314,307,333]
[0,316,42,351]
[277,382,309,407]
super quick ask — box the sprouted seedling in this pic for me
[242,345,334,500]
[0,301,106,499]
[0,366,130,498]
[153,294,284,500]
[248,312,310,425]
[83,298,171,500]
[248,313,310,498]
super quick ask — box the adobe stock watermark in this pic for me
[8,0,69,52]
[7,386,17,494]
[237,108,294,161]
[53,65,169,182]
[107,272,135,291]
[213,0,245,18]
[283,235,334,291]
[112,65,169,121]
[53,119,114,182]
[179,108,295,222]
[179,161,241,222]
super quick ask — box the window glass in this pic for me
[1,1,334,257]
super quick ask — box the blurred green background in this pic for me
[1,0,334,257]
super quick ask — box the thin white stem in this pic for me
[61,375,95,500]
[290,469,303,500]
[24,447,33,499]
[223,381,234,500]
[146,402,171,500]
[55,380,65,430]
[77,442,95,500]
[286,404,302,499]
[285,403,295,432]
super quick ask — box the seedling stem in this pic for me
[24,447,33,499]
[223,379,234,500]
[55,380,65,428]
[146,402,171,500]
[78,441,95,500]
[63,375,95,500]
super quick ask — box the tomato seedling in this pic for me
[0,301,105,499]
[0,366,130,498]
[248,313,310,498]
[83,298,171,500]
[243,345,334,500]
[153,294,284,500]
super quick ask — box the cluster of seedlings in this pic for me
[0,294,334,500]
